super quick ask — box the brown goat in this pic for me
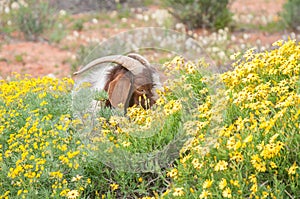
[73,54,164,111]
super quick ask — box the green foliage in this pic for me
[281,0,300,30]
[116,3,131,19]
[14,53,24,62]
[72,18,85,31]
[10,0,56,41]
[71,42,99,73]
[0,12,15,35]
[48,23,68,43]
[163,0,232,30]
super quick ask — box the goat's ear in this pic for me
[107,73,132,108]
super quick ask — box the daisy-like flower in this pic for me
[110,183,119,191]
[222,187,232,198]
[219,178,227,190]
[288,162,298,175]
[214,160,228,171]
[67,190,79,199]
[203,179,213,189]
[167,168,178,179]
[71,174,83,182]
[199,190,212,199]
[172,187,185,197]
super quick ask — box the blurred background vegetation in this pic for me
[0,0,299,75]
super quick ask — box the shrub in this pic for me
[163,0,232,30]
[10,0,56,41]
[162,40,300,198]
[71,42,99,73]
[72,18,84,31]
[281,0,300,30]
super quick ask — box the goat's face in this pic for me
[105,65,157,109]
[129,83,155,109]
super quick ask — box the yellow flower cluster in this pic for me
[164,40,300,198]
[0,75,90,198]
[126,105,153,127]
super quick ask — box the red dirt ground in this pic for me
[0,0,290,79]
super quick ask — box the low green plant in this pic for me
[71,42,99,73]
[0,11,15,35]
[14,53,24,62]
[48,23,68,43]
[10,0,56,41]
[72,19,85,31]
[281,0,300,30]
[163,0,232,30]
[116,2,131,19]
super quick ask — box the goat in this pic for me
[73,53,165,111]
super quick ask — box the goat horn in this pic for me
[73,55,146,76]
[127,53,151,67]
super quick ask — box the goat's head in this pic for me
[74,53,164,111]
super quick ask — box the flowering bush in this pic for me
[0,39,299,198]
[0,75,91,198]
[162,40,300,198]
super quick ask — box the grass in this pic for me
[235,20,286,33]
[0,39,299,198]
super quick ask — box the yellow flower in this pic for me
[219,178,227,190]
[222,187,232,198]
[243,134,253,143]
[230,151,244,162]
[189,187,194,193]
[249,174,257,183]
[269,161,278,169]
[199,190,212,199]
[164,100,182,115]
[122,141,131,147]
[40,100,48,106]
[251,155,266,172]
[230,180,240,188]
[49,171,63,179]
[260,141,284,159]
[17,190,22,196]
[156,97,165,105]
[110,183,119,191]
[60,189,70,197]
[167,168,178,179]
[250,183,257,193]
[214,160,228,171]
[288,162,298,175]
[172,187,184,197]
[67,190,79,199]
[183,84,193,91]
[262,191,269,198]
[192,158,203,170]
[71,174,83,182]
[203,179,213,189]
